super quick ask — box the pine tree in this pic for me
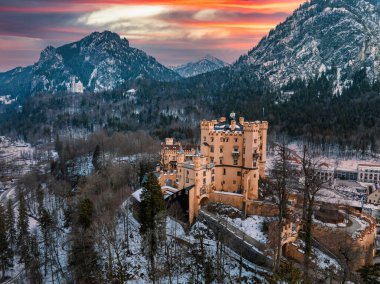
[6,199,16,249]
[0,204,12,280]
[139,172,166,283]
[69,198,100,284]
[139,173,166,235]
[27,233,43,284]
[92,144,101,172]
[17,192,30,265]
[359,263,380,284]
[39,208,53,276]
[77,198,94,230]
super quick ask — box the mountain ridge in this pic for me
[171,55,229,78]
[0,31,180,98]
[233,0,380,92]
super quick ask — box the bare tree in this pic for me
[299,145,328,279]
[268,143,294,272]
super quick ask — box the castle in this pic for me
[154,114,377,272]
[67,76,84,93]
[160,113,268,224]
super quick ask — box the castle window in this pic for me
[211,137,214,142]
[186,178,189,183]
[187,170,189,175]
[219,158,223,164]
[203,171,206,177]
[212,169,215,174]
[225,138,229,142]
[203,136,206,142]
[196,173,198,177]
[233,146,238,152]
[220,138,224,142]
[234,138,238,142]
[212,176,214,182]
[243,147,245,154]
[211,146,214,153]
[203,178,206,184]
[254,139,257,143]
[223,168,226,175]
[211,157,214,163]
[237,171,241,176]
[220,147,223,153]
[233,159,238,165]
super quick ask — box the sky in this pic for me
[0,0,305,72]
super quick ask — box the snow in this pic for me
[226,215,276,244]
[0,95,16,105]
[132,188,143,202]
[293,239,341,272]
[351,215,370,239]
[213,190,243,197]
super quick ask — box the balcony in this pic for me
[232,150,240,158]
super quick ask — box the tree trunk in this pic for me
[275,212,283,272]
[304,197,314,280]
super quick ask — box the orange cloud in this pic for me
[0,0,306,70]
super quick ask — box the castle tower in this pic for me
[170,113,268,224]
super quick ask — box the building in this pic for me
[175,113,268,223]
[160,138,195,171]
[358,164,380,184]
[67,76,84,93]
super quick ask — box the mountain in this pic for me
[0,31,180,98]
[171,55,228,78]
[234,0,380,93]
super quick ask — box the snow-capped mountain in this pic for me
[171,55,228,78]
[235,0,380,92]
[0,31,180,97]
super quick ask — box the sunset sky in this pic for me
[0,0,305,72]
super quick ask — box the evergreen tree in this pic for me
[17,192,30,265]
[0,204,12,280]
[39,208,53,276]
[6,199,16,249]
[139,172,166,282]
[267,262,303,284]
[69,198,100,284]
[139,173,166,234]
[77,198,94,230]
[27,233,43,284]
[358,263,380,284]
[92,144,102,172]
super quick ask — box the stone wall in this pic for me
[246,200,279,217]
[285,242,304,263]
[312,209,376,271]
[208,191,244,210]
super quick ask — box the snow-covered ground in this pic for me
[226,215,276,244]
[292,239,341,272]
[0,136,36,175]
